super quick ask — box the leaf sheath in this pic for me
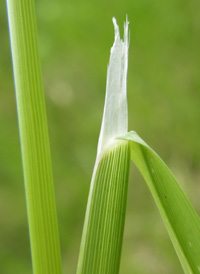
[77,140,130,274]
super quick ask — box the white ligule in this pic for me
[97,17,129,157]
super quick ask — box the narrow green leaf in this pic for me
[77,140,130,274]
[121,131,200,274]
[6,1,62,273]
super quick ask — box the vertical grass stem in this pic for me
[6,1,62,273]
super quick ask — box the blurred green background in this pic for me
[1,0,200,273]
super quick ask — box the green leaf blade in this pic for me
[121,131,200,274]
[77,140,130,274]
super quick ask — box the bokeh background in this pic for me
[1,0,200,273]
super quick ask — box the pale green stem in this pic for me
[77,140,130,274]
[6,1,62,273]
[77,17,130,273]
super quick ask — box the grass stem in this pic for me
[6,1,62,273]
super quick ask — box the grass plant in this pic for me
[77,18,200,274]
[6,1,200,272]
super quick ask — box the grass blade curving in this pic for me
[121,131,200,274]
